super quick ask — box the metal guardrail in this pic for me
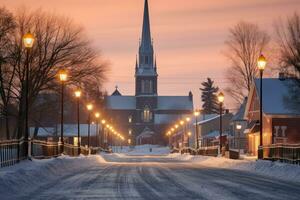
[258,144,300,165]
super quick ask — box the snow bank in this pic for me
[169,153,300,183]
[0,155,105,198]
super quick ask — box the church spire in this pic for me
[140,0,153,53]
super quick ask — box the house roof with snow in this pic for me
[245,78,300,116]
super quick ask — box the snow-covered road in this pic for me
[1,147,300,200]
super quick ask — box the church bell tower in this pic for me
[135,0,157,96]
[135,0,157,127]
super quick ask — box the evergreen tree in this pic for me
[200,78,220,114]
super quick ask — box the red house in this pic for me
[244,77,300,156]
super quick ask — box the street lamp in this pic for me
[236,124,242,156]
[166,131,172,147]
[180,120,185,148]
[258,54,266,147]
[86,103,93,148]
[95,112,100,147]
[218,92,225,152]
[187,131,192,148]
[22,31,35,159]
[59,69,67,154]
[194,110,200,149]
[74,89,81,155]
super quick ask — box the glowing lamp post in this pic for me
[194,110,200,149]
[22,32,35,159]
[95,112,100,147]
[236,124,242,156]
[74,89,81,154]
[59,70,67,154]
[86,103,93,148]
[218,92,224,152]
[187,132,192,148]
[258,54,266,147]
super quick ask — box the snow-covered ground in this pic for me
[167,153,300,183]
[1,145,300,200]
[112,144,170,155]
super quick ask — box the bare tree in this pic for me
[275,12,300,80]
[1,8,108,139]
[0,7,16,139]
[224,22,270,104]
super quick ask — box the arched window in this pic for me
[141,80,153,94]
[142,106,151,122]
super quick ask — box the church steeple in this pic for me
[137,0,154,70]
[135,0,157,96]
[140,0,153,53]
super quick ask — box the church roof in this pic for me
[105,95,193,111]
[157,96,193,110]
[111,87,122,96]
[105,96,136,110]
[154,114,190,125]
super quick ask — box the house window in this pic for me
[145,56,148,64]
[142,106,151,122]
[129,129,132,135]
[128,116,132,123]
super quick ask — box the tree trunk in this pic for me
[17,95,25,140]
[4,108,10,140]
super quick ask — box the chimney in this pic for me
[279,72,285,81]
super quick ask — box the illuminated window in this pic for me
[129,129,132,135]
[142,106,151,122]
[128,116,132,123]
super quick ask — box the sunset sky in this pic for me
[2,0,300,109]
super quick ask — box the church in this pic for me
[104,0,194,145]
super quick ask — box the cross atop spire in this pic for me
[140,0,153,53]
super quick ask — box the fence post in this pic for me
[28,138,32,160]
